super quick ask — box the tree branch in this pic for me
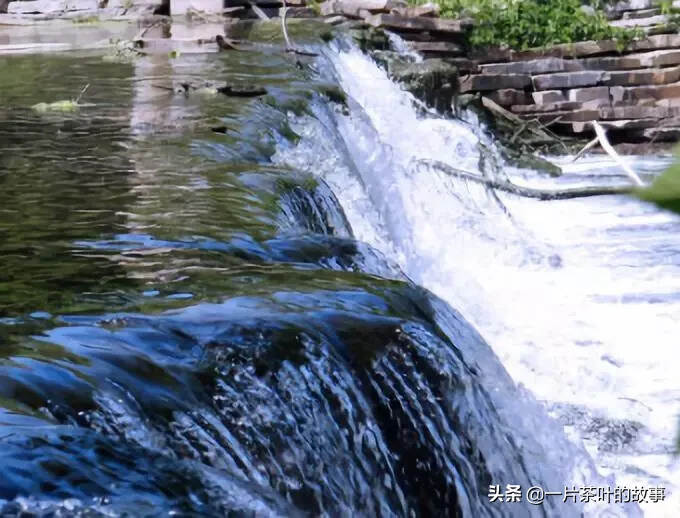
[417,159,635,200]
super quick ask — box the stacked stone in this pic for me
[324,0,680,142]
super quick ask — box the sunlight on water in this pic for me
[276,40,680,516]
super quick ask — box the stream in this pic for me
[0,25,677,517]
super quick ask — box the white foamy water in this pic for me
[277,42,680,516]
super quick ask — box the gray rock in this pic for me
[391,58,458,112]
[408,41,464,57]
[533,71,608,90]
[532,90,566,104]
[566,86,611,103]
[366,13,472,34]
[459,73,531,92]
[603,66,680,86]
[480,57,581,75]
[484,88,532,106]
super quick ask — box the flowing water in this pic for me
[0,24,676,516]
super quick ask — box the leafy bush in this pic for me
[419,0,640,50]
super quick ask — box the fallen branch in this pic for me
[280,0,319,57]
[248,1,270,20]
[591,121,644,186]
[417,159,634,200]
[573,136,598,162]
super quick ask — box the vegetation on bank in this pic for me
[418,0,640,49]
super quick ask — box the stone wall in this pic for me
[322,0,680,144]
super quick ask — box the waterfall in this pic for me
[274,37,679,516]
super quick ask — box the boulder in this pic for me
[459,73,531,92]
[391,58,458,112]
[533,71,608,90]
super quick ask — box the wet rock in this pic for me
[485,88,532,106]
[350,26,390,51]
[391,58,458,112]
[371,49,414,74]
[459,73,531,92]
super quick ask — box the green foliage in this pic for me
[420,0,640,50]
[636,157,680,216]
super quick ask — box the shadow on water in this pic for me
[0,33,594,517]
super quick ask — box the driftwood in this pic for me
[216,35,246,51]
[417,159,635,200]
[281,0,319,56]
[591,121,645,186]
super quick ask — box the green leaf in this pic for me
[636,159,680,215]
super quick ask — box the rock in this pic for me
[8,0,65,13]
[613,82,680,104]
[622,7,661,19]
[518,109,599,123]
[510,101,584,114]
[440,57,478,73]
[366,13,472,35]
[391,58,458,112]
[628,34,680,52]
[610,14,668,28]
[566,86,611,103]
[408,41,464,57]
[480,57,581,75]
[390,5,439,18]
[532,90,566,104]
[580,5,596,16]
[459,73,531,92]
[580,50,680,70]
[484,88,532,106]
[598,106,677,119]
[533,71,608,90]
[319,0,404,17]
[515,40,621,60]
[610,0,654,12]
[571,118,659,132]
[643,126,680,141]
[603,67,680,86]
[371,49,413,74]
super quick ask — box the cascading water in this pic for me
[274,36,679,516]
[0,26,673,518]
